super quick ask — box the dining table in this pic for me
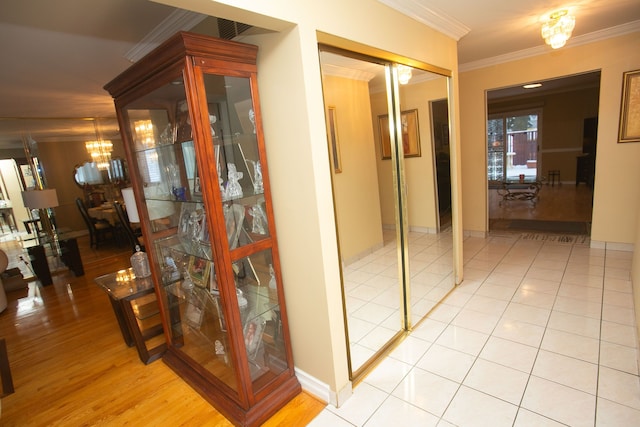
[88,204,119,226]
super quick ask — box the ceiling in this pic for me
[0,0,638,151]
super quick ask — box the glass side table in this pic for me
[94,268,166,364]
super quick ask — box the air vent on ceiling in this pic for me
[217,18,252,40]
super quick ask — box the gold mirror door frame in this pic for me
[319,46,455,382]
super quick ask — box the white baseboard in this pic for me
[590,240,634,251]
[295,367,352,407]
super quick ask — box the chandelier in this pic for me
[85,139,113,170]
[541,9,575,49]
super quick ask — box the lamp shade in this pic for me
[22,189,59,209]
[121,187,140,223]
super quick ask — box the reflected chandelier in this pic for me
[85,139,113,170]
[541,9,575,49]
[397,65,412,85]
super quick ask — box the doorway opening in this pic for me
[487,71,600,235]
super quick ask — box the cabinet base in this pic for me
[163,349,301,427]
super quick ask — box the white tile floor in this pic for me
[310,233,640,426]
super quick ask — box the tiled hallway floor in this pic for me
[310,233,640,426]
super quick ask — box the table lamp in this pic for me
[122,186,175,222]
[120,187,140,223]
[21,189,59,245]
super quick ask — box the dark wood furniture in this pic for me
[75,198,114,248]
[113,201,143,253]
[576,154,595,187]
[0,338,14,398]
[94,268,165,364]
[0,207,16,233]
[23,218,41,235]
[577,117,597,187]
[26,236,84,286]
[105,32,300,426]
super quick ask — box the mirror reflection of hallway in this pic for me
[319,48,454,381]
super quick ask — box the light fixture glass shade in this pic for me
[541,10,575,49]
[21,189,59,209]
[397,65,412,85]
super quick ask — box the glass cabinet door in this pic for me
[123,74,242,395]
[200,72,287,392]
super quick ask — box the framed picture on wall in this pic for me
[618,69,640,143]
[378,109,421,159]
[326,106,342,173]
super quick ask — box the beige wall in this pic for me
[38,139,126,232]
[459,32,640,244]
[162,0,460,402]
[321,74,384,262]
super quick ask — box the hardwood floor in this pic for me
[0,234,325,426]
[489,182,593,227]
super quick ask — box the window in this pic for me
[487,111,540,183]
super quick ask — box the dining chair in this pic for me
[75,198,114,249]
[113,201,144,253]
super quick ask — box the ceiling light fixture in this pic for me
[523,83,542,89]
[85,139,113,170]
[397,65,413,85]
[541,9,576,49]
[87,119,113,170]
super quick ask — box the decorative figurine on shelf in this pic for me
[209,114,217,137]
[181,267,194,290]
[249,201,267,235]
[248,160,263,194]
[249,108,256,134]
[269,264,276,290]
[175,100,192,142]
[268,264,278,303]
[223,163,243,200]
[164,256,181,282]
[166,164,186,201]
[214,339,225,355]
[159,123,173,146]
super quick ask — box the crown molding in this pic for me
[460,20,640,73]
[377,0,470,40]
[321,64,376,82]
[124,9,208,63]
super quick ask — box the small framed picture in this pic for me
[187,256,211,288]
[378,109,421,159]
[184,293,205,329]
[213,296,227,332]
[243,317,264,358]
[209,267,218,293]
[619,69,640,143]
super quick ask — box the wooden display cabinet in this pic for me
[104,32,300,426]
